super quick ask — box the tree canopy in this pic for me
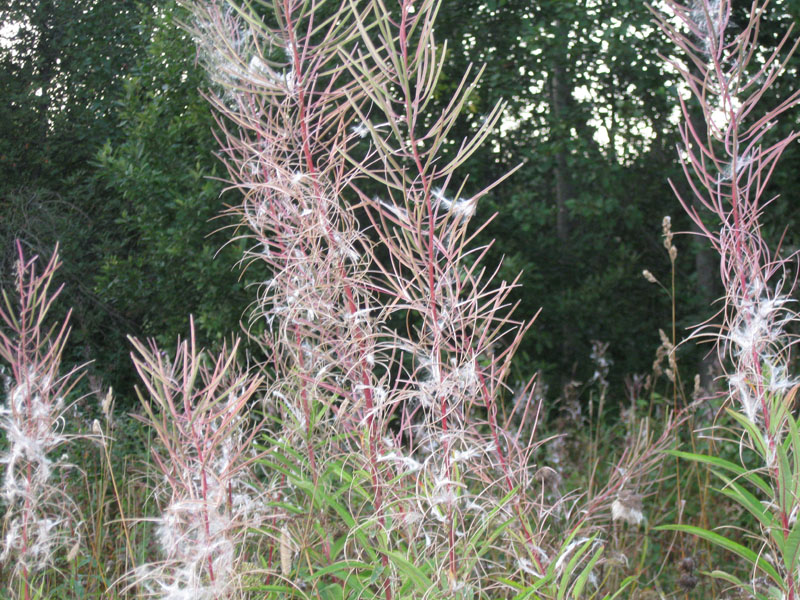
[2,0,798,401]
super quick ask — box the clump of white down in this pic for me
[690,0,723,55]
[0,367,71,572]
[611,490,645,526]
[140,416,263,599]
[726,277,795,423]
[191,8,297,106]
[431,187,477,220]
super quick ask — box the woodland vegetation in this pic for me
[1,0,800,598]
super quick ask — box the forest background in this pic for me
[2,0,800,403]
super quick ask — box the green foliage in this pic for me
[429,0,686,387]
[91,3,253,389]
[427,0,800,391]
[0,2,257,398]
[0,0,143,186]
[0,0,149,393]
[2,0,799,401]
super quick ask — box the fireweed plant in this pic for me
[652,0,800,598]
[126,322,265,598]
[0,243,85,600]
[176,0,679,597]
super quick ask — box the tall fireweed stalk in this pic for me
[181,0,678,597]
[127,320,264,599]
[0,243,85,600]
[652,0,800,597]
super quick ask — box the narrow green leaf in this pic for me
[512,590,546,600]
[571,544,604,599]
[557,537,595,600]
[291,478,377,563]
[510,570,555,597]
[600,575,635,600]
[666,449,772,496]
[248,583,303,596]
[264,501,306,515]
[785,415,800,498]
[782,518,800,573]
[654,524,781,584]
[466,486,518,547]
[319,583,345,600]
[776,445,794,518]
[378,549,433,591]
[498,577,524,591]
[713,472,775,532]
[727,408,769,458]
[704,569,745,586]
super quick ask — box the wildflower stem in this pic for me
[100,432,136,574]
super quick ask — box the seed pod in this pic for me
[678,573,698,592]
[280,526,292,577]
[678,556,696,573]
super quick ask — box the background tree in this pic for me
[2,0,798,403]
[425,0,684,391]
[431,0,800,395]
[1,0,147,390]
[91,3,253,387]
[0,1,252,396]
